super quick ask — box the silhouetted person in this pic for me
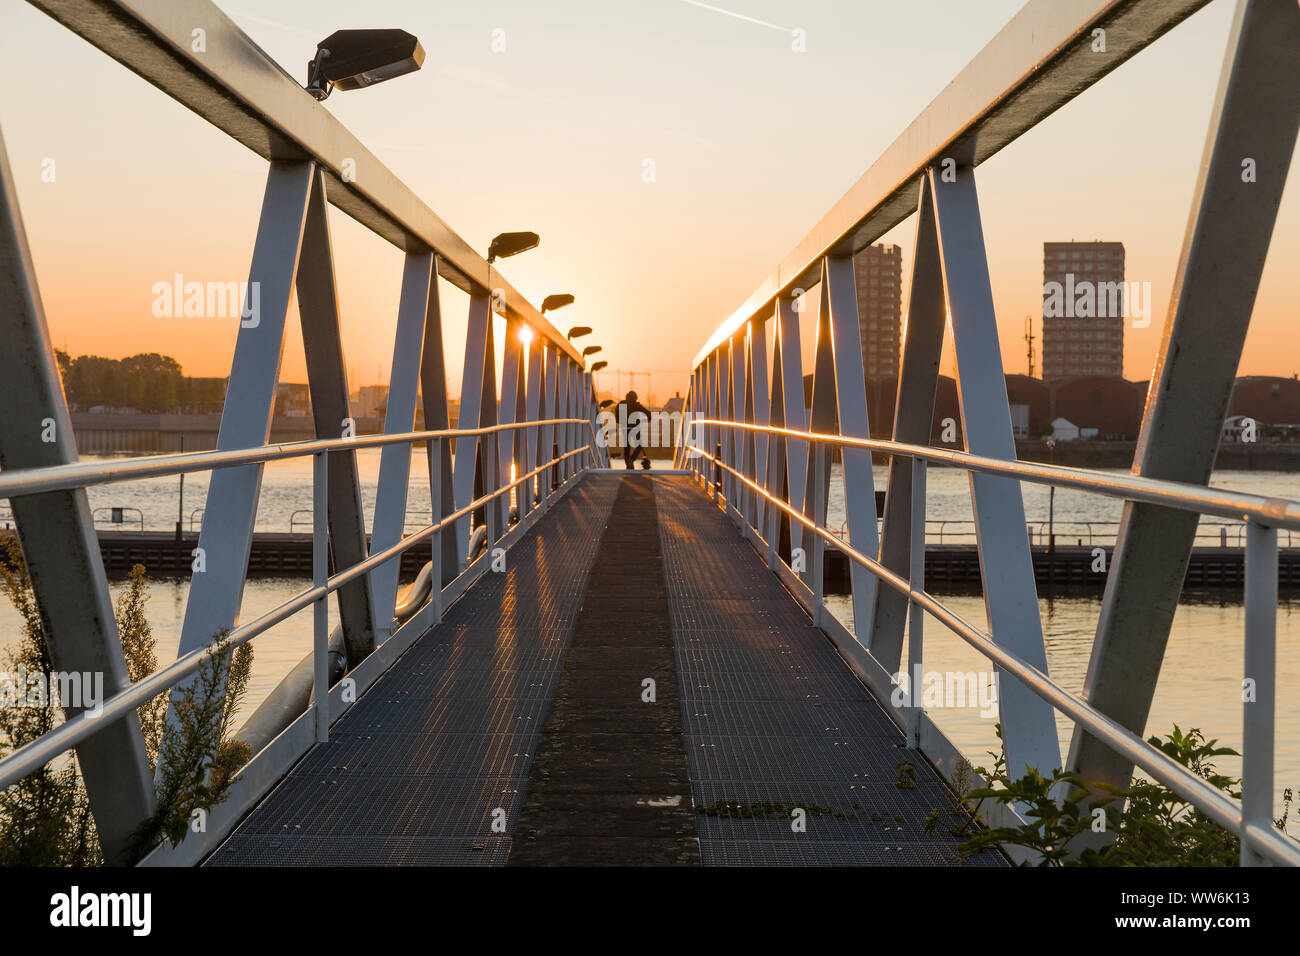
[615,390,651,470]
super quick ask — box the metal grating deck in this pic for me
[206,474,1002,867]
[206,476,620,866]
[652,477,1003,866]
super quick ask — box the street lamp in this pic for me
[582,346,602,358]
[566,326,592,340]
[306,30,425,101]
[487,231,540,264]
[541,294,575,314]
[590,360,608,372]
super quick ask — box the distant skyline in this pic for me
[2,0,1297,401]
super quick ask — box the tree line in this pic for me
[55,351,226,414]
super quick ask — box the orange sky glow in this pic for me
[1,0,1296,406]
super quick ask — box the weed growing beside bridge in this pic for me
[0,541,250,865]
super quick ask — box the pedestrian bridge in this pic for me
[206,473,999,867]
[0,0,1298,867]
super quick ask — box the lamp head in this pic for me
[487,231,540,264]
[307,30,424,101]
[541,294,575,313]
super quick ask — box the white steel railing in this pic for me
[677,0,1300,866]
[0,418,599,788]
[827,513,1291,549]
[683,422,1300,867]
[0,0,613,864]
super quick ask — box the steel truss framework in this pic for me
[0,0,1294,868]
[0,0,607,863]
[678,0,1300,865]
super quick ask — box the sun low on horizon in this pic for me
[0,0,1297,404]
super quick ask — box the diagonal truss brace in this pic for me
[369,251,436,644]
[168,160,314,744]
[295,167,379,664]
[1068,0,1300,796]
[0,124,155,865]
[927,164,1060,780]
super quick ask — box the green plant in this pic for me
[895,757,917,789]
[947,757,983,838]
[957,724,1295,866]
[0,544,254,863]
[1085,726,1242,866]
[958,762,1104,865]
[696,800,853,820]
[923,808,940,834]
[117,564,165,769]
[0,535,100,866]
[133,629,253,852]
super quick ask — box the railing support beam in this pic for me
[1242,521,1277,866]
[296,168,379,664]
[1068,0,1300,799]
[311,451,329,743]
[0,124,155,864]
[929,164,1059,780]
[368,251,434,643]
[869,178,946,672]
[169,159,314,761]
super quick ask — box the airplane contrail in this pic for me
[677,0,791,33]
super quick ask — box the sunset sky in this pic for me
[1,0,1296,405]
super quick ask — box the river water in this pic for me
[1,453,1297,824]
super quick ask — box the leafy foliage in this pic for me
[0,544,254,863]
[0,535,100,866]
[56,350,225,413]
[133,630,253,852]
[117,564,166,769]
[957,723,1293,866]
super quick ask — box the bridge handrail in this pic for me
[687,435,1300,868]
[688,419,1300,532]
[832,519,1285,548]
[0,426,599,791]
[0,419,594,501]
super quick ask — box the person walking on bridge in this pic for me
[615,390,652,470]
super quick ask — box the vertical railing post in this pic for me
[811,441,826,616]
[906,456,927,749]
[713,443,722,503]
[430,436,444,625]
[1242,520,1277,866]
[484,426,499,548]
[312,450,330,744]
[692,370,703,484]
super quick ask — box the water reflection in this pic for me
[824,591,1300,819]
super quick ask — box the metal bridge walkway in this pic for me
[207,474,999,867]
